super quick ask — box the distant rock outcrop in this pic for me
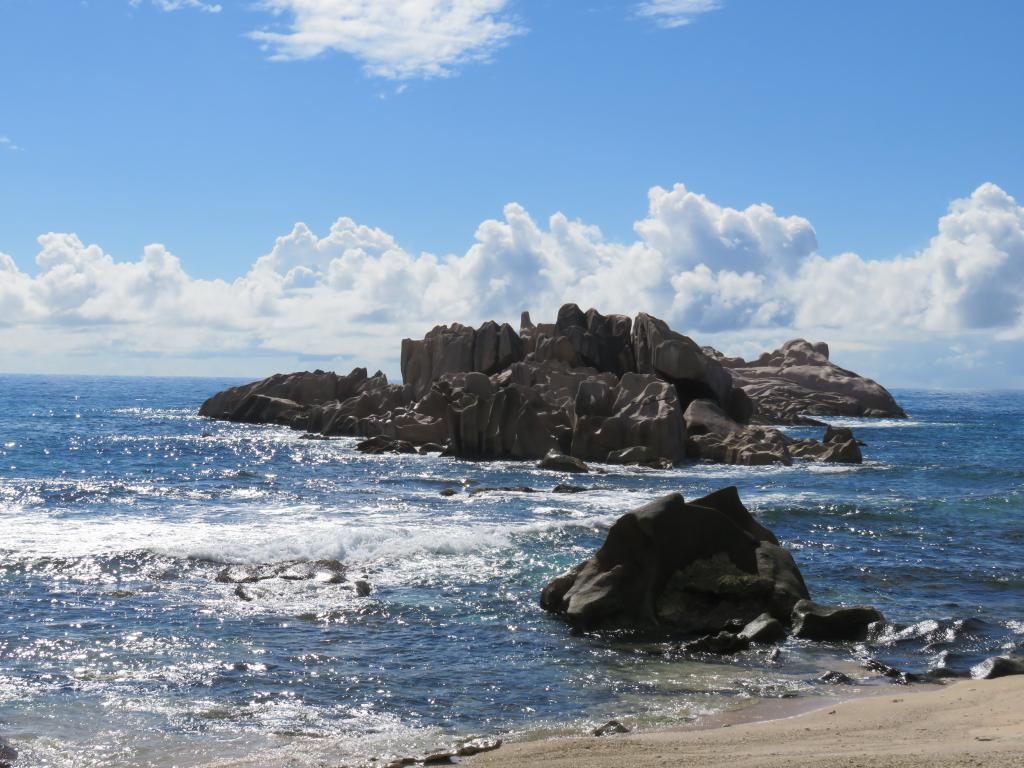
[199,304,905,467]
[704,339,906,424]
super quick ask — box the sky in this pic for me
[0,0,1022,387]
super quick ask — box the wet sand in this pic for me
[468,676,1024,767]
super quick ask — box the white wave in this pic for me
[0,498,622,570]
[812,417,935,429]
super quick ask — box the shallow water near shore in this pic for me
[1,375,1022,767]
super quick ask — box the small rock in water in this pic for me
[537,451,590,474]
[592,720,629,736]
[791,599,884,641]
[356,435,418,455]
[817,670,855,685]
[738,612,787,644]
[278,559,346,584]
[355,580,372,597]
[217,559,346,585]
[419,442,445,454]
[439,488,458,497]
[298,433,330,440]
[552,484,588,494]
[971,655,1024,680]
[467,486,537,496]
[863,659,923,685]
[234,584,253,602]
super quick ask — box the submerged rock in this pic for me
[540,486,809,633]
[537,451,590,473]
[217,559,346,585]
[356,435,418,454]
[467,486,537,496]
[683,630,751,655]
[552,483,589,494]
[791,599,884,641]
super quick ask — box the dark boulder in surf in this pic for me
[540,486,809,633]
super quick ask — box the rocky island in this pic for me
[200,304,903,468]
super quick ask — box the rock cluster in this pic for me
[200,304,904,468]
[541,487,885,647]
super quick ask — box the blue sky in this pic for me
[1,0,1023,386]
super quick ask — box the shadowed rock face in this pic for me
[539,487,809,633]
[198,304,903,467]
[705,339,906,424]
[633,313,751,422]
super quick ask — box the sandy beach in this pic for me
[468,677,1024,768]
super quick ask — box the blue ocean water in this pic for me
[0,375,1022,767]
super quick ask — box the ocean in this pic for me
[1,375,1022,767]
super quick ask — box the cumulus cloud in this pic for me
[0,136,20,152]
[1,182,1021,378]
[249,0,523,79]
[635,0,722,28]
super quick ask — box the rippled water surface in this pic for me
[1,376,1022,766]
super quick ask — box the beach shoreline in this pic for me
[467,676,1024,767]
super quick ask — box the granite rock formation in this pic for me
[704,339,906,424]
[540,487,889,642]
[200,304,905,467]
[539,487,810,633]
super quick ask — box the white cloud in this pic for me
[0,182,1022,381]
[635,0,722,28]
[130,0,223,12]
[249,0,523,79]
[0,137,20,152]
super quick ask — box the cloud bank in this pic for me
[1,182,1021,380]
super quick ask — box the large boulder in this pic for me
[540,487,808,633]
